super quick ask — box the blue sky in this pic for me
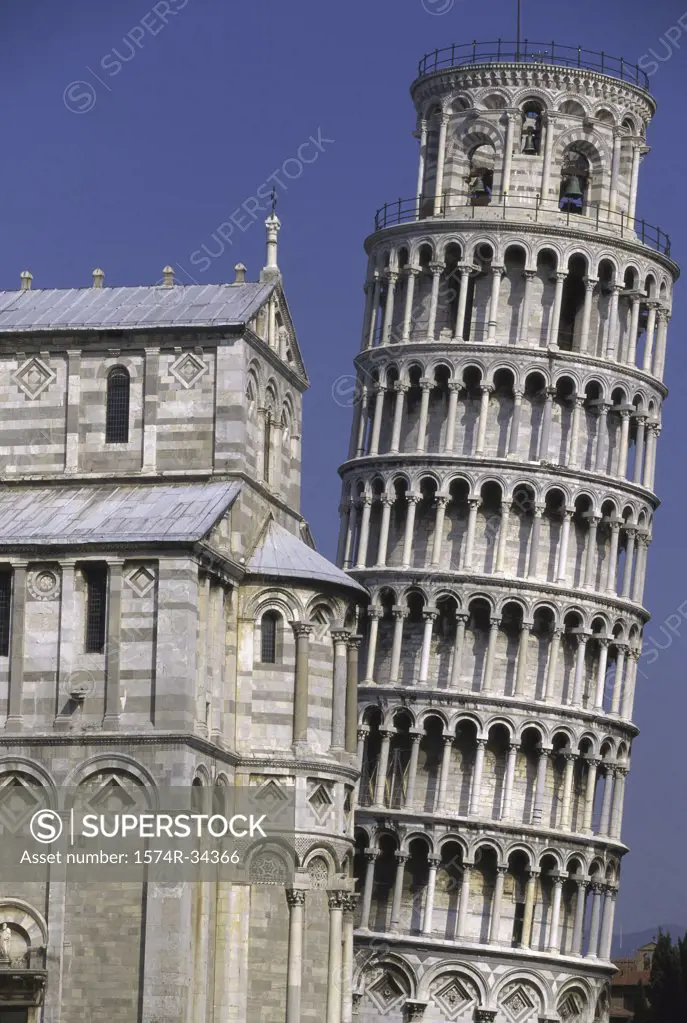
[3,0,687,935]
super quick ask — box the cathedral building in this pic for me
[0,220,367,1022]
[340,41,678,1023]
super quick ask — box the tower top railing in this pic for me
[373,191,671,256]
[416,41,650,91]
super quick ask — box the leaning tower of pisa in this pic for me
[337,41,678,1023]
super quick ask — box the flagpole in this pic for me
[516,0,521,61]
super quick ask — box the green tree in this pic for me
[632,980,651,1023]
[648,930,686,1022]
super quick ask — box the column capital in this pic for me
[583,276,599,291]
[330,628,351,644]
[586,756,601,769]
[342,892,360,914]
[364,849,379,863]
[522,268,538,281]
[537,747,553,760]
[383,269,399,284]
[407,492,422,505]
[423,610,439,624]
[481,383,495,395]
[442,734,455,747]
[327,890,348,911]
[476,738,488,750]
[508,742,520,754]
[419,378,433,391]
[447,380,461,393]
[367,606,383,621]
[427,856,441,869]
[489,616,502,629]
[392,606,410,620]
[403,264,421,279]
[563,751,577,763]
[286,888,307,908]
[429,261,444,276]
[394,851,409,864]
[393,380,409,393]
[456,612,470,624]
[292,622,314,639]
[554,270,568,283]
[491,264,507,278]
[357,726,369,741]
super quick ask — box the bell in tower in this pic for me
[559,148,589,213]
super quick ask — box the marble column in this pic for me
[346,636,362,754]
[359,853,377,930]
[330,629,349,750]
[469,740,486,815]
[373,730,392,806]
[560,753,576,829]
[475,385,494,454]
[582,759,600,834]
[285,889,306,1023]
[401,494,420,568]
[292,623,313,745]
[401,268,419,342]
[390,854,408,932]
[326,892,345,1023]
[500,743,519,819]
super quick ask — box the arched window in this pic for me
[559,149,590,215]
[468,143,495,205]
[106,367,130,443]
[260,611,281,663]
[521,101,543,154]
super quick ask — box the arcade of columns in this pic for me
[337,46,679,1023]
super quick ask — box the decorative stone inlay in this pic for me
[125,564,156,598]
[0,777,42,833]
[249,851,288,885]
[559,992,585,1021]
[432,976,475,1019]
[12,356,56,399]
[61,670,96,701]
[169,351,208,389]
[368,971,406,1014]
[82,774,141,814]
[502,983,537,1021]
[308,782,333,819]
[253,778,289,814]
[307,856,330,890]
[27,567,60,601]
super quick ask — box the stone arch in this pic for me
[494,971,548,1021]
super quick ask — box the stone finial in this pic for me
[20,271,33,291]
[92,268,105,289]
[234,262,247,284]
[162,265,175,288]
[260,211,282,283]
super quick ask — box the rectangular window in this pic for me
[0,571,11,657]
[84,565,108,654]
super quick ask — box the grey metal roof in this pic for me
[247,519,367,595]
[0,481,241,545]
[0,283,274,333]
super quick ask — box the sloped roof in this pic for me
[0,283,274,333]
[246,519,367,596]
[0,481,241,545]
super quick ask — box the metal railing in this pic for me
[417,40,650,90]
[373,190,671,256]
